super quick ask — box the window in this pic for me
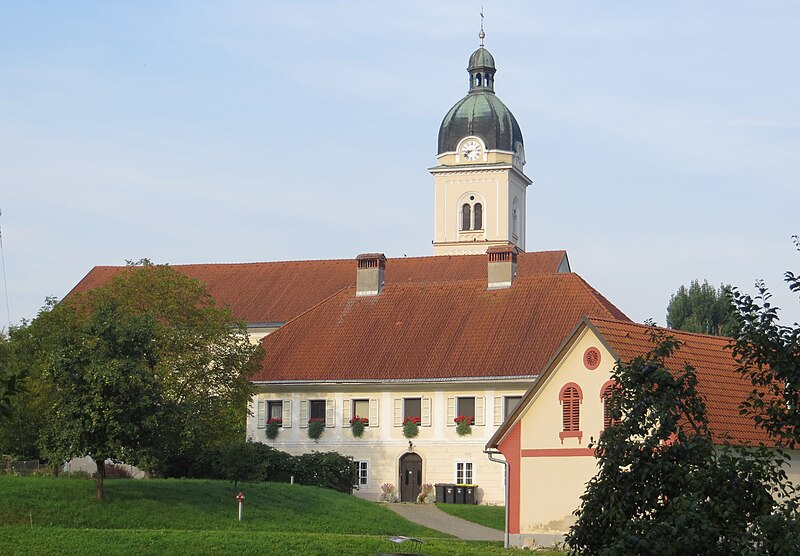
[355,460,369,487]
[404,398,421,420]
[473,203,482,230]
[456,462,474,485]
[600,381,617,430]
[352,399,369,423]
[309,400,326,422]
[268,401,283,426]
[457,397,475,420]
[559,383,583,443]
[461,203,471,230]
[504,396,522,419]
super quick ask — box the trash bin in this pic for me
[434,483,445,503]
[444,483,456,504]
[455,485,465,504]
[464,485,476,505]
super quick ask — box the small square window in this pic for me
[353,399,369,425]
[404,398,421,420]
[309,400,326,422]
[504,396,522,419]
[268,401,283,425]
[456,461,474,485]
[355,460,369,487]
[457,397,475,420]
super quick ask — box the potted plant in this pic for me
[454,415,474,436]
[402,416,421,439]
[308,417,326,441]
[349,415,369,437]
[265,417,282,440]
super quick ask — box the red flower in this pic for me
[349,416,369,425]
[403,416,421,425]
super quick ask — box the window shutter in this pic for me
[282,400,292,428]
[421,397,432,427]
[475,396,485,426]
[494,396,503,426]
[369,398,380,427]
[446,397,455,426]
[394,398,403,427]
[257,400,266,429]
[300,400,308,428]
[562,387,580,432]
[343,399,352,426]
[326,399,336,428]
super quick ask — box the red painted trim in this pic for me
[599,380,616,399]
[583,347,601,370]
[498,422,521,535]
[559,430,583,443]
[521,448,595,457]
[558,382,583,401]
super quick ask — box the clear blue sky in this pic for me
[2,1,799,329]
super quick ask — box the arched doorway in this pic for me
[399,453,422,502]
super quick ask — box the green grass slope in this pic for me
[435,503,505,531]
[0,477,527,555]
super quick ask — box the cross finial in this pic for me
[479,7,485,47]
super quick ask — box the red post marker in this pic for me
[236,491,244,522]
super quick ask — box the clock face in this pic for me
[461,140,482,161]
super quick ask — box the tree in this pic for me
[567,327,799,555]
[40,261,261,497]
[730,236,800,450]
[666,279,737,336]
[0,299,61,459]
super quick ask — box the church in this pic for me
[72,31,631,507]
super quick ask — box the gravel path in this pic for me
[385,503,505,542]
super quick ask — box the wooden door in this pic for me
[399,453,422,502]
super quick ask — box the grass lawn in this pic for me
[435,503,505,531]
[0,476,535,555]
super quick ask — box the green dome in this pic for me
[437,47,523,156]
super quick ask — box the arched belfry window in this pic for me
[461,203,471,231]
[473,203,482,230]
[476,74,482,87]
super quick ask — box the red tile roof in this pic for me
[252,273,629,382]
[488,317,771,450]
[68,251,569,324]
[588,317,770,446]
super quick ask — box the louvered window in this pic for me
[600,381,618,430]
[559,383,583,443]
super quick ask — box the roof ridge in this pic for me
[588,316,733,343]
[569,273,630,321]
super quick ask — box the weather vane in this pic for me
[479,6,485,47]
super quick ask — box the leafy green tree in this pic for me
[730,236,800,450]
[567,328,799,555]
[42,301,166,499]
[40,261,261,495]
[0,299,61,458]
[666,279,737,336]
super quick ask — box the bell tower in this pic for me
[430,28,531,256]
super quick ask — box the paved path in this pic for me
[386,503,505,542]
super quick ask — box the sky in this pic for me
[1,1,799,330]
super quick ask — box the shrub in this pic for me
[417,483,434,503]
[292,451,355,494]
[265,418,282,440]
[454,415,473,436]
[307,418,326,441]
[402,416,420,439]
[349,416,368,438]
[378,482,398,503]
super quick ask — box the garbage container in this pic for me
[434,483,445,503]
[464,485,476,505]
[455,485,466,504]
[444,483,456,504]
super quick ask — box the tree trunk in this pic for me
[95,459,105,501]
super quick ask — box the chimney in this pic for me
[487,245,518,289]
[356,253,386,296]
